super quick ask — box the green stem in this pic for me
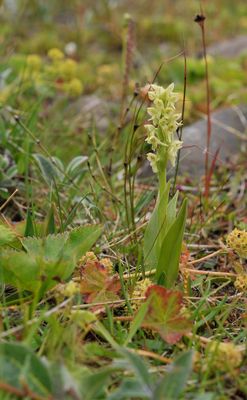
[158,158,167,197]
[156,156,168,254]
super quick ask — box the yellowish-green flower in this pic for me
[79,251,98,266]
[145,83,182,174]
[207,341,242,374]
[131,278,152,311]
[234,273,247,292]
[167,140,183,166]
[48,48,64,61]
[59,59,77,79]
[26,54,42,71]
[226,228,247,258]
[147,153,158,173]
[62,281,80,297]
[65,78,83,97]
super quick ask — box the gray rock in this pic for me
[139,105,247,178]
[207,35,247,58]
[180,105,247,175]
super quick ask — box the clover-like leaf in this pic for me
[141,285,191,344]
[80,261,121,310]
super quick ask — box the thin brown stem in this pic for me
[194,8,212,199]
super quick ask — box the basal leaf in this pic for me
[144,182,170,269]
[165,190,178,232]
[156,198,187,287]
[142,285,191,344]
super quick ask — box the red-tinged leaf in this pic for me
[141,285,191,344]
[80,261,121,309]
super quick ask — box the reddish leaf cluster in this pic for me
[142,285,191,344]
[80,260,121,310]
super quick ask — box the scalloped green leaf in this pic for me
[0,225,102,294]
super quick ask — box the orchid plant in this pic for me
[143,83,187,288]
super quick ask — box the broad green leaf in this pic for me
[0,251,40,291]
[0,342,52,397]
[156,198,187,287]
[22,233,68,261]
[165,190,178,232]
[154,351,193,399]
[1,225,102,294]
[64,225,103,260]
[144,182,170,268]
[33,153,60,185]
[142,285,191,344]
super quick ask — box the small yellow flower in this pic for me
[79,251,98,266]
[226,228,247,258]
[62,281,80,297]
[26,54,42,70]
[131,278,152,311]
[48,48,64,61]
[59,59,77,79]
[234,274,247,292]
[207,341,242,373]
[65,78,83,97]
